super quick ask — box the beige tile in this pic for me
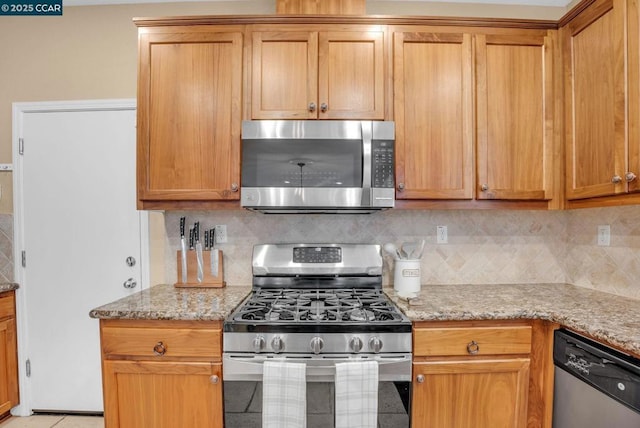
[55,416,103,428]
[0,416,64,428]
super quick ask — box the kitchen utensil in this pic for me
[180,217,188,284]
[402,240,425,259]
[383,243,402,260]
[194,222,204,283]
[416,239,426,259]
[210,228,219,277]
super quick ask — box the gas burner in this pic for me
[349,308,375,322]
[230,287,407,324]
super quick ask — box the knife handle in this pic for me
[180,216,185,238]
[210,229,215,248]
[194,222,200,242]
[204,230,210,250]
[189,227,194,249]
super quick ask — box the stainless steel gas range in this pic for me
[222,243,412,427]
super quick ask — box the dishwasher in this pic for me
[553,328,640,427]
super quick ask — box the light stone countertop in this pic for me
[385,283,640,357]
[89,282,640,358]
[89,284,252,321]
[0,283,18,293]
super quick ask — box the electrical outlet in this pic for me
[215,225,227,244]
[436,226,448,244]
[597,225,610,246]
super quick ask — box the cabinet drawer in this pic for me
[102,325,222,359]
[0,292,15,320]
[414,326,532,357]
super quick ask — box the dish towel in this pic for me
[334,360,379,428]
[262,360,307,428]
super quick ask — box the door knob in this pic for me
[320,103,328,112]
[125,256,136,267]
[123,278,137,289]
[612,175,623,184]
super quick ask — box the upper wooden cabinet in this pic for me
[393,31,474,200]
[476,33,555,201]
[394,29,557,206]
[250,27,385,119]
[563,0,627,201]
[136,27,243,208]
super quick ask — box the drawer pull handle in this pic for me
[467,340,480,355]
[153,341,167,356]
[210,375,219,384]
[416,374,425,383]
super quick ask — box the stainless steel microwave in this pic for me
[240,120,395,214]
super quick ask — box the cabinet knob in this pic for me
[210,375,219,384]
[308,102,316,112]
[320,103,328,112]
[612,175,623,184]
[480,184,489,192]
[467,340,480,355]
[230,183,239,192]
[153,341,167,356]
[397,183,405,191]
[416,374,425,383]
[626,172,637,182]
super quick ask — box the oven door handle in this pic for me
[223,353,412,382]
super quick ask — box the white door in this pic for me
[12,100,149,413]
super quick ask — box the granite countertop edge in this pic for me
[90,282,640,357]
[0,283,19,293]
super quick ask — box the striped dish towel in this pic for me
[334,360,379,428]
[262,360,307,428]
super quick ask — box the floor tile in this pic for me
[55,416,103,428]
[0,416,64,427]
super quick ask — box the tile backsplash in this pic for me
[0,214,13,283]
[164,206,640,299]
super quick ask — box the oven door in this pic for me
[223,353,411,428]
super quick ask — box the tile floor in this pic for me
[0,415,103,428]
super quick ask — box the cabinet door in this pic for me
[0,317,18,416]
[103,360,222,428]
[137,30,242,204]
[251,31,319,119]
[563,0,626,199]
[412,359,530,428]
[318,30,385,119]
[628,0,640,191]
[476,33,554,200]
[393,32,473,199]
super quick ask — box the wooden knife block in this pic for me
[174,249,225,288]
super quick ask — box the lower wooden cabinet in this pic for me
[412,358,530,428]
[412,320,556,428]
[0,291,19,417]
[99,319,223,428]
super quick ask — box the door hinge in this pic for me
[26,359,31,377]
[18,138,24,155]
[21,251,26,268]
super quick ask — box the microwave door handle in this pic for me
[361,120,373,206]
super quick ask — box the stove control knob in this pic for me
[253,335,266,353]
[271,336,284,353]
[369,336,383,353]
[349,337,364,353]
[310,336,324,354]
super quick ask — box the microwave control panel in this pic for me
[372,140,394,188]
